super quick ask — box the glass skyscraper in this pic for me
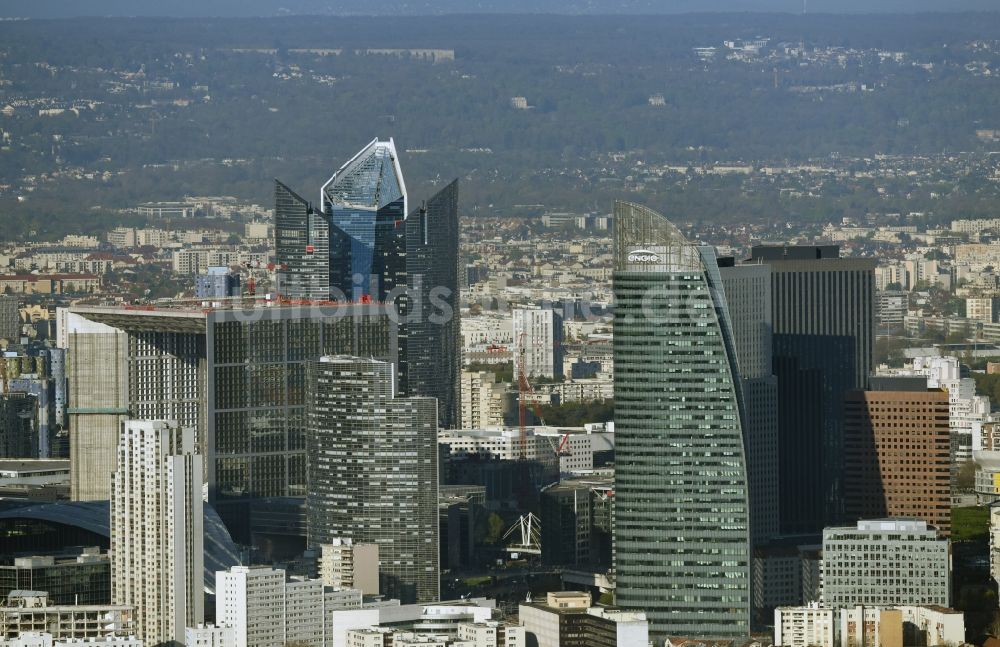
[275,139,461,428]
[748,245,875,535]
[274,180,329,300]
[612,201,750,638]
[401,180,461,428]
[321,138,407,302]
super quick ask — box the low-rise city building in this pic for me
[215,566,363,647]
[185,625,236,647]
[0,633,141,647]
[0,592,134,640]
[821,520,950,608]
[774,604,964,647]
[518,592,648,647]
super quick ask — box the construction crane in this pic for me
[243,261,256,297]
[591,485,615,502]
[516,332,547,460]
[545,432,572,458]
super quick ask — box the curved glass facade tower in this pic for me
[612,201,750,638]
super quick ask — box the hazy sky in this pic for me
[1,0,997,17]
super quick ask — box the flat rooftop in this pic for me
[0,460,70,476]
[439,426,602,439]
[543,476,614,494]
[68,301,392,334]
[824,518,932,533]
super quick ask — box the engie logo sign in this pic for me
[627,249,661,263]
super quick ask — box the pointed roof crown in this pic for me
[321,138,407,212]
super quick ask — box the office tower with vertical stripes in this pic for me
[749,245,875,535]
[612,201,750,638]
[719,261,780,547]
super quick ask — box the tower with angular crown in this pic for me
[321,138,408,302]
[275,139,461,427]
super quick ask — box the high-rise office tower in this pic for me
[111,420,204,647]
[401,180,461,428]
[275,140,461,428]
[274,180,329,300]
[540,478,614,570]
[63,303,398,540]
[0,392,39,458]
[512,308,564,380]
[613,201,750,638]
[749,245,875,535]
[719,260,780,546]
[844,377,951,535]
[306,356,439,604]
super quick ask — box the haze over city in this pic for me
[2,0,1000,17]
[1,2,1000,647]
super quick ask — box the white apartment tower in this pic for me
[460,371,508,429]
[185,625,236,647]
[320,539,380,596]
[774,603,836,647]
[512,308,563,380]
[111,420,204,647]
[215,566,363,647]
[216,567,285,647]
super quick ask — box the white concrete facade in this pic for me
[215,566,363,647]
[185,625,236,647]
[774,603,835,647]
[111,420,204,647]
[512,309,562,380]
[320,540,379,596]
